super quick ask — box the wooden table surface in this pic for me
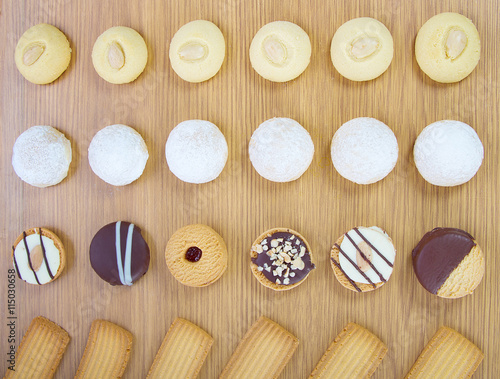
[1,0,499,378]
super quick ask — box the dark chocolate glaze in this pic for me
[89,221,150,286]
[412,227,476,294]
[251,231,315,285]
[23,231,40,285]
[39,228,54,279]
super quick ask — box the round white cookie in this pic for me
[15,23,72,85]
[249,21,311,82]
[165,120,228,184]
[415,12,480,83]
[414,120,483,186]
[249,117,314,182]
[331,17,393,81]
[88,124,149,186]
[169,20,225,83]
[92,26,148,84]
[331,117,398,184]
[12,125,72,187]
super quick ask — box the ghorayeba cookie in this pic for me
[90,221,150,286]
[249,117,314,182]
[330,17,393,81]
[12,125,72,188]
[251,228,315,290]
[165,224,228,287]
[330,117,398,185]
[330,226,396,292]
[15,23,71,84]
[92,26,148,84]
[12,228,66,285]
[413,120,483,187]
[412,227,484,298]
[415,12,480,83]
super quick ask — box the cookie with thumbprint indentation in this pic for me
[92,26,148,84]
[250,227,315,291]
[90,221,150,286]
[12,227,66,285]
[165,224,227,287]
[412,227,484,298]
[330,226,396,292]
[15,23,71,84]
[169,20,225,83]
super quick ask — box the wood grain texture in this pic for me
[1,0,499,378]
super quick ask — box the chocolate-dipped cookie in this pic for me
[412,227,484,298]
[330,226,396,292]
[251,228,315,291]
[12,227,66,285]
[90,221,150,286]
[165,224,228,287]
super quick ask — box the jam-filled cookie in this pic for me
[165,224,228,287]
[12,228,66,285]
[250,227,315,291]
[15,23,71,84]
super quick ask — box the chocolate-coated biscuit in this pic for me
[165,224,227,287]
[251,227,315,291]
[412,227,484,298]
[90,221,150,286]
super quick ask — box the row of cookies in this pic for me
[12,223,485,299]
[16,12,480,85]
[11,116,484,187]
[5,314,483,378]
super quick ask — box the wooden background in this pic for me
[1,0,499,377]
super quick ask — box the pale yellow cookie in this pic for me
[15,23,71,84]
[92,26,148,84]
[331,17,393,81]
[169,20,225,83]
[249,21,311,82]
[415,12,480,83]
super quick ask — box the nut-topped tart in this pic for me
[250,228,315,291]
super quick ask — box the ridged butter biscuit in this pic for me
[5,316,70,378]
[220,316,298,378]
[75,320,133,379]
[147,318,213,378]
[309,322,387,378]
[405,326,483,378]
[165,224,227,287]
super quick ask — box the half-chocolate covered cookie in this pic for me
[412,227,484,298]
